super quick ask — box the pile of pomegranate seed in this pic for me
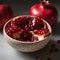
[6,16,50,41]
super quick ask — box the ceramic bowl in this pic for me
[3,15,52,52]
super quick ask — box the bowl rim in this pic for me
[3,15,52,44]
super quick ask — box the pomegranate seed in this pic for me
[6,27,14,36]
[29,17,44,30]
[49,49,53,53]
[57,40,60,44]
[34,30,41,34]
[35,56,40,60]
[51,44,55,48]
[20,30,32,41]
[47,57,52,60]
[34,28,49,37]
[54,48,58,52]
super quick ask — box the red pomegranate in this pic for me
[0,3,13,29]
[29,0,58,27]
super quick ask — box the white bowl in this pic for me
[3,15,52,52]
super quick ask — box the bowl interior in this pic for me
[3,15,52,43]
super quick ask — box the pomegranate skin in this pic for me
[0,4,13,29]
[29,2,58,27]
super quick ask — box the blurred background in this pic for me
[0,0,60,21]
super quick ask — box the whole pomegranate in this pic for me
[29,0,58,27]
[0,3,13,29]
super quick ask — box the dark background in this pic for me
[0,0,60,21]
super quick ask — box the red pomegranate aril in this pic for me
[6,22,11,28]
[34,30,41,35]
[34,30,39,34]
[54,48,58,52]
[19,16,31,29]
[11,16,31,29]
[19,20,29,29]
[49,49,53,53]
[7,31,12,36]
[33,18,44,29]
[57,40,60,44]
[11,25,20,32]
[34,28,49,36]
[30,26,34,30]
[24,25,30,31]
[6,27,14,36]
[51,44,55,48]
[44,29,49,33]
[35,56,40,60]
[29,17,44,30]
[47,57,52,60]
[6,25,20,37]
[20,30,32,41]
